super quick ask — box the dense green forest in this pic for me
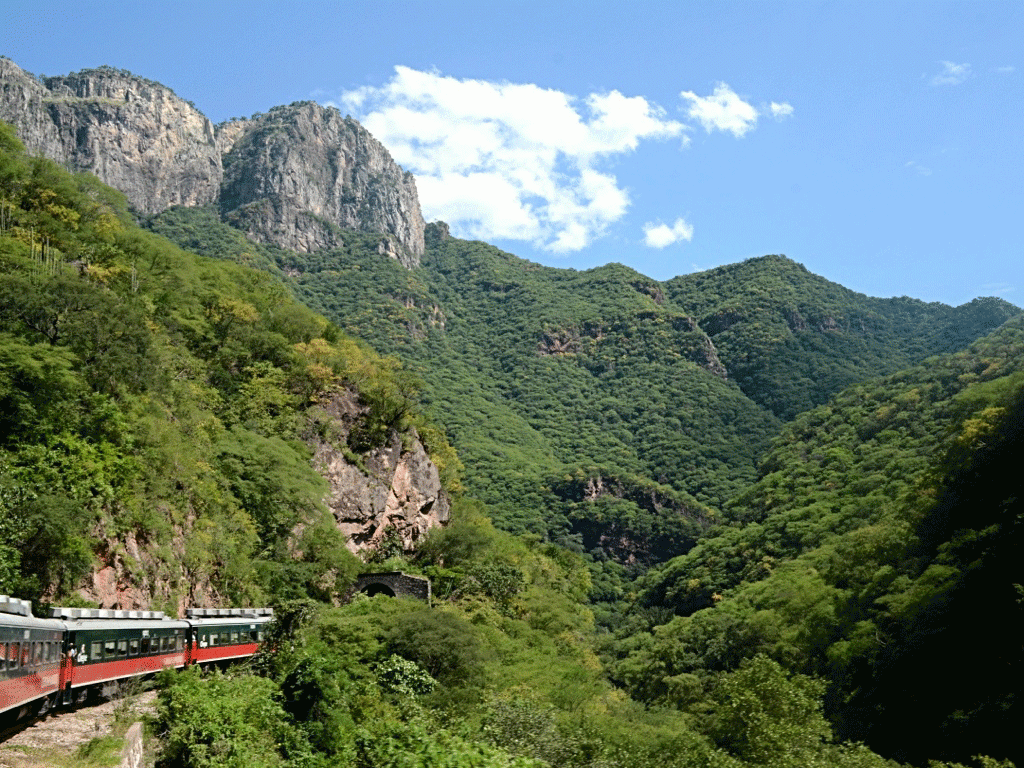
[3,121,1022,767]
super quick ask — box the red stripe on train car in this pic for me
[0,665,61,714]
[191,643,260,664]
[66,652,187,689]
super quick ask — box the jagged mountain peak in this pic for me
[0,57,424,265]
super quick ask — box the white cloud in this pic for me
[995,65,1015,74]
[680,83,758,137]
[931,61,971,86]
[335,69,791,252]
[643,218,694,248]
[904,160,932,176]
[336,66,684,252]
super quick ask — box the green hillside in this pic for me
[665,255,1018,419]
[613,317,1024,765]
[147,208,1018,569]
[0,123,453,607]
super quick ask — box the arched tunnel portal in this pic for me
[351,572,431,603]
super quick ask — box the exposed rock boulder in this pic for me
[307,389,450,556]
[74,528,219,616]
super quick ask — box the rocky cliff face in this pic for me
[220,103,425,266]
[307,389,450,555]
[0,59,425,264]
[0,60,221,213]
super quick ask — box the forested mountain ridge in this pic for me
[665,255,1018,419]
[154,205,1015,565]
[615,314,1024,764]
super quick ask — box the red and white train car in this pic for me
[0,597,273,721]
[0,597,64,719]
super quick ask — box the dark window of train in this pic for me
[140,637,151,654]
[91,641,102,660]
[117,639,127,657]
[129,639,139,656]
[249,630,258,642]
[105,639,116,656]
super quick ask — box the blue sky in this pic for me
[5,1,1022,307]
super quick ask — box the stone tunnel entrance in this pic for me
[351,572,431,603]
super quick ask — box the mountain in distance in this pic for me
[146,205,1020,567]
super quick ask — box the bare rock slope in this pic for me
[0,58,425,264]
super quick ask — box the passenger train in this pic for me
[0,595,273,721]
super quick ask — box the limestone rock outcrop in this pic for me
[220,103,425,266]
[0,60,221,213]
[0,58,425,264]
[307,390,450,556]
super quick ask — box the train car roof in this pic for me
[0,612,65,631]
[187,615,274,628]
[61,618,191,632]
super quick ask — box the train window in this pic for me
[1,642,8,669]
[249,630,259,642]
[230,632,239,644]
[91,641,102,660]
[105,639,117,656]
[117,639,127,657]
[209,633,219,646]
[21,645,30,667]
[128,639,139,656]
[175,635,183,652]
[34,643,44,666]
[9,642,19,670]
[140,637,151,655]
